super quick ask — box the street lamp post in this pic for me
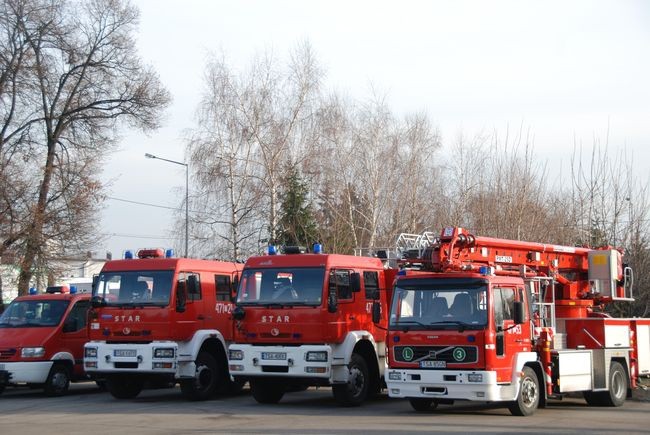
[145,153,189,258]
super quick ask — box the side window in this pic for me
[64,300,89,332]
[215,275,231,302]
[329,270,352,300]
[364,271,379,300]
[178,272,202,302]
[493,287,515,326]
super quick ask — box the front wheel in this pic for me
[44,364,70,397]
[250,379,285,404]
[106,375,144,399]
[409,398,439,412]
[508,366,539,416]
[180,351,220,401]
[332,353,369,407]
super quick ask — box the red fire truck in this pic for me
[385,227,649,415]
[0,287,92,396]
[227,245,397,406]
[83,249,242,400]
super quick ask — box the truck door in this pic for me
[60,299,90,378]
[492,286,529,383]
[175,272,206,337]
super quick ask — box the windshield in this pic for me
[0,299,69,327]
[390,281,488,330]
[236,267,324,306]
[94,270,174,307]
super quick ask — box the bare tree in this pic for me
[0,0,170,295]
[186,43,322,258]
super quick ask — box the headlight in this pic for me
[388,371,402,381]
[153,348,175,358]
[85,347,98,358]
[468,373,483,382]
[229,349,244,360]
[305,351,328,362]
[21,347,45,358]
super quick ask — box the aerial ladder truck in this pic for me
[385,227,649,416]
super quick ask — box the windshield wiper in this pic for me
[428,320,476,331]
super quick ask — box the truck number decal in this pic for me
[215,303,233,314]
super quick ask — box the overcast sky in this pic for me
[96,0,650,259]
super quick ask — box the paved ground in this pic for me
[0,383,649,434]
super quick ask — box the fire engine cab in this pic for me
[83,248,242,400]
[385,227,649,416]
[228,245,397,406]
[0,286,92,396]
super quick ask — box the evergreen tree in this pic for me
[277,164,319,248]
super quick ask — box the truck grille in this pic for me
[393,345,478,364]
[0,348,17,360]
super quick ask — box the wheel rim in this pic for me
[196,364,213,390]
[521,375,538,408]
[611,368,625,399]
[51,371,68,391]
[348,365,365,398]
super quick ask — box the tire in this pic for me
[409,398,439,412]
[180,351,220,401]
[250,379,285,404]
[585,361,627,407]
[332,353,369,407]
[583,390,604,406]
[95,380,107,391]
[508,366,539,416]
[44,364,70,397]
[106,375,144,399]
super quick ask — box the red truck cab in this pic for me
[84,249,242,400]
[228,247,396,406]
[0,288,92,396]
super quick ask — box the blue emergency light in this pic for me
[313,243,322,254]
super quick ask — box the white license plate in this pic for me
[114,349,137,358]
[261,352,287,360]
[420,360,446,368]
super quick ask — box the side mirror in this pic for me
[513,301,525,324]
[372,301,381,323]
[91,275,99,295]
[350,272,361,293]
[231,275,240,303]
[62,317,78,333]
[233,305,245,321]
[90,295,106,308]
[176,284,187,313]
[187,274,199,299]
[328,286,338,313]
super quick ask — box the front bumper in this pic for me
[0,361,53,385]
[386,369,516,402]
[228,344,332,380]
[84,342,186,376]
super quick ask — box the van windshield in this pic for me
[94,270,174,307]
[236,267,324,306]
[0,300,69,327]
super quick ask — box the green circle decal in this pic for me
[402,347,414,361]
[453,347,466,362]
